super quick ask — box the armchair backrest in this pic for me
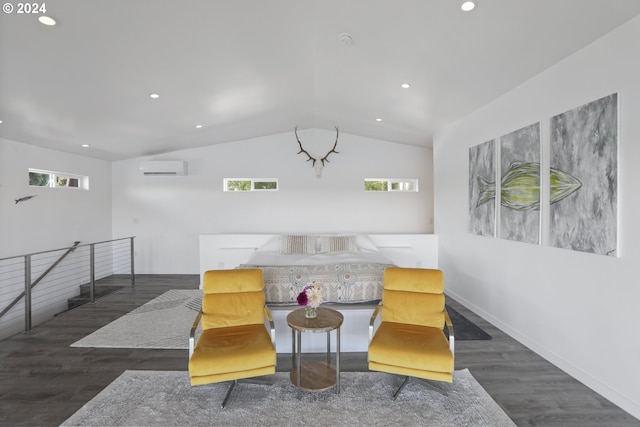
[201,269,265,330]
[381,267,445,328]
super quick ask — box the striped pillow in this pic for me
[319,235,358,253]
[281,235,316,254]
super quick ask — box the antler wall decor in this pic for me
[294,126,339,178]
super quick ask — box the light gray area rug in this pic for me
[61,369,515,427]
[71,289,201,349]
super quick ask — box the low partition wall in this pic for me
[268,304,378,353]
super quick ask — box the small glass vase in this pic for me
[304,306,317,319]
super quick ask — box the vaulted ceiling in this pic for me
[1,0,639,161]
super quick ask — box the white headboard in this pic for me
[199,233,438,283]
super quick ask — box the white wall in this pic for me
[112,129,433,274]
[434,16,640,418]
[0,138,112,257]
[0,138,113,339]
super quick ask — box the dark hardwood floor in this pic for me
[0,275,637,426]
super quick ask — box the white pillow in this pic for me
[355,234,380,253]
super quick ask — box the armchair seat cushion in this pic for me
[189,324,276,385]
[369,321,453,377]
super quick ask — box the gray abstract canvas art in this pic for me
[500,123,541,244]
[469,139,495,237]
[550,93,618,256]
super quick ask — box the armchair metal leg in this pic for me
[219,375,275,409]
[391,376,448,400]
[221,381,237,409]
[392,376,411,400]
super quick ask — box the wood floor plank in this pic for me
[0,275,637,426]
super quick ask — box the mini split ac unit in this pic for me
[139,160,187,176]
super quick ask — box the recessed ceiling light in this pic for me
[38,16,57,26]
[461,1,475,12]
[375,118,383,122]
[81,144,90,148]
[0,120,3,124]
[149,93,160,99]
[195,124,203,129]
[401,83,411,89]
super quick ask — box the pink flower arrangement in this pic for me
[297,284,323,308]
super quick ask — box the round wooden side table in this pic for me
[286,307,343,393]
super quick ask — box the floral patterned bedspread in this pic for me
[239,263,394,305]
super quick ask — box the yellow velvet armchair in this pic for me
[368,267,455,400]
[188,269,276,408]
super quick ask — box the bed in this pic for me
[199,233,438,351]
[238,234,395,306]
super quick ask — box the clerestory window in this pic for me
[29,169,89,190]
[224,178,278,192]
[364,178,418,192]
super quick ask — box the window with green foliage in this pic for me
[253,180,277,190]
[364,179,418,192]
[29,169,88,190]
[225,180,252,191]
[364,180,388,191]
[29,171,51,187]
[224,178,278,192]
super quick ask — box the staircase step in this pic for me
[65,285,124,311]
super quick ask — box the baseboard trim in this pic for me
[445,289,640,420]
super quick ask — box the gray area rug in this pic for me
[61,369,515,426]
[71,289,201,349]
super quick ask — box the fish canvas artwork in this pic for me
[549,93,618,256]
[499,123,541,244]
[470,123,582,245]
[468,139,495,237]
[468,95,617,257]
[476,162,582,211]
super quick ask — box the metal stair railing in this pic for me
[0,241,81,331]
[0,237,135,337]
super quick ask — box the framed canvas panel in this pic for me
[469,139,496,237]
[499,123,541,244]
[549,93,618,256]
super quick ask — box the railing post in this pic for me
[24,255,32,334]
[89,244,96,304]
[1,237,137,335]
[130,237,135,287]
